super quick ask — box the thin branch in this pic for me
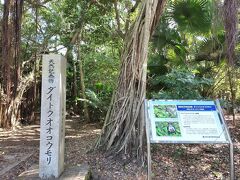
[113,0,125,39]
[25,0,49,8]
[129,0,141,13]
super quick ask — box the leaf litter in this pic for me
[0,115,239,179]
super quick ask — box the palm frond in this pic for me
[168,0,212,33]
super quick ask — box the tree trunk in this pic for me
[223,0,238,66]
[223,0,238,126]
[77,38,90,122]
[227,66,236,125]
[32,0,40,123]
[0,0,24,128]
[73,61,78,111]
[95,0,167,159]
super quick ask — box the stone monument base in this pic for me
[18,164,90,180]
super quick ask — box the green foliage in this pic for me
[82,48,120,116]
[45,0,121,120]
[168,0,212,33]
[75,89,102,109]
[151,16,188,64]
[195,32,225,63]
[149,69,213,99]
[7,0,240,123]
[147,0,225,100]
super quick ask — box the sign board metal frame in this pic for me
[145,99,234,180]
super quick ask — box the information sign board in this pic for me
[145,99,234,180]
[147,100,229,143]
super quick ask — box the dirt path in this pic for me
[0,118,145,180]
[0,124,40,179]
[0,116,239,179]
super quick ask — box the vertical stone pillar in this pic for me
[39,54,66,178]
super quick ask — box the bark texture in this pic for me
[95,0,167,159]
[223,0,239,125]
[0,0,24,128]
[223,0,238,66]
[77,37,90,122]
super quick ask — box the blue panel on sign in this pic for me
[177,105,216,111]
[146,100,229,144]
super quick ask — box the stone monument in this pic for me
[39,54,66,178]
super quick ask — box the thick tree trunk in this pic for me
[95,0,167,159]
[32,0,40,123]
[223,0,238,126]
[0,0,24,128]
[223,0,238,66]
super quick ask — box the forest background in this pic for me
[0,0,239,136]
[0,1,240,179]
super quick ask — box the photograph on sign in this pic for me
[155,122,181,137]
[154,105,177,118]
[147,100,228,143]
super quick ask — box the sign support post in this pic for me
[215,99,234,180]
[229,143,234,180]
[145,101,152,180]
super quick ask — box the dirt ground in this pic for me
[0,115,239,180]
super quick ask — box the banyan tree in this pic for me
[95,0,239,160]
[95,0,168,160]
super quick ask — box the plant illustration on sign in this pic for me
[155,122,181,137]
[154,105,177,118]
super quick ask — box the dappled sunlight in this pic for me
[0,0,239,179]
[65,132,100,139]
[0,125,40,143]
[0,123,41,177]
[0,116,103,178]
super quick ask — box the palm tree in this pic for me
[168,0,212,33]
[148,0,214,98]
